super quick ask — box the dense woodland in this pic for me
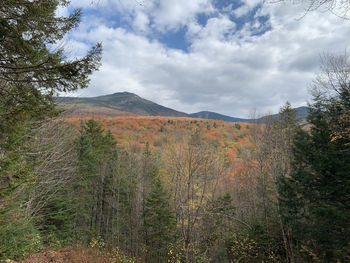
[0,1,350,262]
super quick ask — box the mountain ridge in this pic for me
[189,111,251,122]
[56,92,308,122]
[57,92,188,117]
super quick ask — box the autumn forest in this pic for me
[0,1,350,263]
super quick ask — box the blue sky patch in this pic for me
[213,0,243,10]
[157,26,190,51]
[196,13,210,27]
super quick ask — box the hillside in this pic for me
[189,111,251,122]
[56,92,188,117]
[57,92,309,122]
[64,115,251,151]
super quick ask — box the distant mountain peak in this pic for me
[57,92,309,122]
[112,91,137,96]
[96,91,139,98]
[57,92,187,117]
[189,111,250,122]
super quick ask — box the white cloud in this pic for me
[132,11,150,33]
[193,15,236,42]
[151,0,214,31]
[233,0,263,17]
[68,0,214,33]
[62,0,350,118]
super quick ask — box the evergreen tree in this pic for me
[142,175,177,263]
[0,0,101,199]
[278,54,350,262]
[0,0,101,128]
[0,1,101,257]
[74,120,118,242]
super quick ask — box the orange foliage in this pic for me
[64,115,250,150]
[64,114,258,191]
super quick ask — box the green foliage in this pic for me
[142,175,177,263]
[234,123,241,130]
[0,1,101,258]
[74,119,118,242]
[0,0,101,144]
[279,108,350,261]
[278,55,350,261]
[228,225,283,263]
[0,212,43,260]
[38,189,75,247]
[0,126,42,259]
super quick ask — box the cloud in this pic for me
[151,0,214,31]
[62,0,350,118]
[233,0,262,17]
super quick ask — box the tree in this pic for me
[199,193,236,262]
[0,117,80,259]
[0,0,101,117]
[275,0,350,19]
[0,0,102,248]
[314,53,350,148]
[142,175,177,263]
[74,119,118,242]
[272,102,301,263]
[163,132,223,262]
[278,53,350,262]
[245,104,299,262]
[0,0,102,244]
[0,0,101,141]
[28,118,79,245]
[0,0,101,202]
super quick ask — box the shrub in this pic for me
[0,214,43,260]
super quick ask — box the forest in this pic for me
[0,0,349,262]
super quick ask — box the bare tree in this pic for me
[271,0,350,19]
[163,134,222,262]
[312,52,350,147]
[26,117,79,216]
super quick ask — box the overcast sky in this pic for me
[59,0,350,118]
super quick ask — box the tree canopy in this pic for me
[278,52,350,262]
[0,0,102,133]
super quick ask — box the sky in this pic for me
[58,0,350,118]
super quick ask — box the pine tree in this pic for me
[0,0,102,200]
[142,175,177,263]
[0,2,101,257]
[74,120,118,242]
[0,0,101,126]
[278,54,350,262]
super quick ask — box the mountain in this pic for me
[57,92,309,122]
[189,107,309,123]
[256,106,309,123]
[293,106,309,119]
[56,92,187,117]
[189,111,251,122]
